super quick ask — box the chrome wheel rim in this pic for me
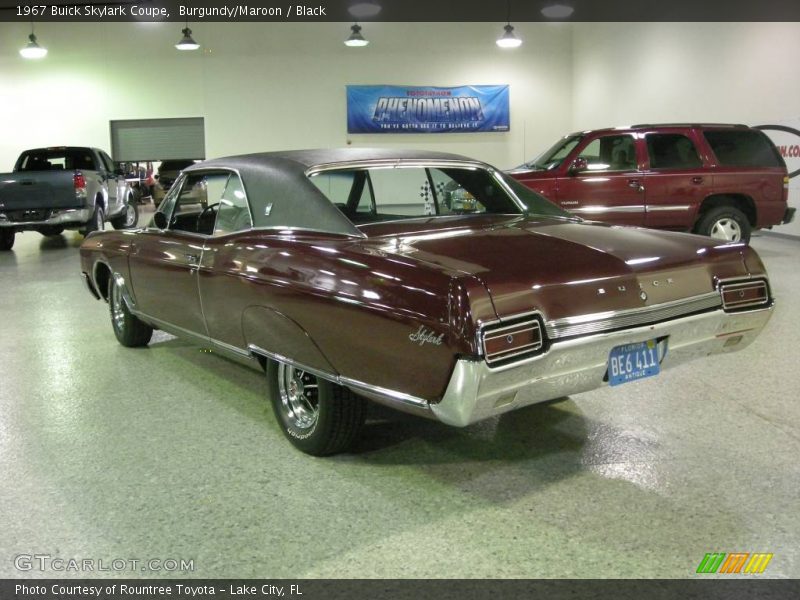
[110,281,125,332]
[124,204,135,227]
[277,363,320,430]
[709,217,741,242]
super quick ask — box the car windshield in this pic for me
[310,166,528,224]
[520,135,583,171]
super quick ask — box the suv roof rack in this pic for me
[630,123,748,129]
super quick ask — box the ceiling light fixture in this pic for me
[496,0,522,49]
[541,3,575,19]
[348,2,381,18]
[344,23,369,47]
[20,25,47,59]
[175,21,200,51]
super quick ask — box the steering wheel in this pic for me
[196,202,219,234]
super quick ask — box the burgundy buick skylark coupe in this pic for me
[80,149,774,455]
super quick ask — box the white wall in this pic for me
[0,22,573,171]
[571,22,800,236]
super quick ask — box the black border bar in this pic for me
[1,0,799,22]
[2,579,800,600]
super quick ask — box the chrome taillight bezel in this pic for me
[718,278,771,312]
[479,313,545,366]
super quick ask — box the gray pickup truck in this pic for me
[0,146,138,250]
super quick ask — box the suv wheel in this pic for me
[695,206,751,243]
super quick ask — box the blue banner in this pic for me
[346,85,510,134]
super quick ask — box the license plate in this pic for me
[607,339,662,386]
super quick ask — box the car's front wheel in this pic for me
[695,205,752,243]
[108,277,153,347]
[0,229,14,251]
[266,359,366,456]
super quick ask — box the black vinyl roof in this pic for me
[183,148,485,237]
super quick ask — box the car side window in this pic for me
[647,134,703,169]
[576,135,637,172]
[167,172,229,235]
[213,173,253,236]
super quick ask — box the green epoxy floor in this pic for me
[1,225,798,578]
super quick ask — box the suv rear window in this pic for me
[703,130,784,167]
[646,134,702,169]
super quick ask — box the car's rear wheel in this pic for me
[695,205,751,243]
[108,277,153,347]
[266,359,366,456]
[0,229,15,251]
[112,202,139,230]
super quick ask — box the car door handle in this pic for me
[628,179,644,192]
[692,176,704,184]
[185,253,200,264]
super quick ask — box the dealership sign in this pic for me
[755,121,800,179]
[346,85,510,134]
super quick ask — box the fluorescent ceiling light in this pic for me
[175,27,200,51]
[541,4,575,19]
[345,23,369,47]
[496,24,522,48]
[20,33,47,59]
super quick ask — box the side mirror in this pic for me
[153,211,168,230]
[568,157,588,175]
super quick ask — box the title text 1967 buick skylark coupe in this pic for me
[79,149,774,455]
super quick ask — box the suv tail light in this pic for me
[74,172,87,199]
[481,315,544,366]
[719,279,770,311]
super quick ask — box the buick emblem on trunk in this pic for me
[409,326,444,346]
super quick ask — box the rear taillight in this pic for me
[719,279,770,311]
[74,172,87,199]
[481,315,544,366]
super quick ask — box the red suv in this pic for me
[508,124,794,242]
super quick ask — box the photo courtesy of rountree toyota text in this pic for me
[1,0,799,598]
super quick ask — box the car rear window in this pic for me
[703,130,784,167]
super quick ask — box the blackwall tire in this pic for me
[39,226,65,237]
[266,359,366,456]
[0,229,14,251]
[112,202,139,230]
[109,277,153,347]
[83,204,105,236]
[695,206,752,243]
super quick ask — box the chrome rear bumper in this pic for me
[431,305,773,427]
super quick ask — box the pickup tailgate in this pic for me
[0,171,83,211]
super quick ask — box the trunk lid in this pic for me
[360,215,746,322]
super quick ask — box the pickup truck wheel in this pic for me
[109,278,153,347]
[266,359,366,456]
[695,206,751,243]
[39,226,64,237]
[112,202,139,230]
[0,229,14,251]
[83,205,105,236]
